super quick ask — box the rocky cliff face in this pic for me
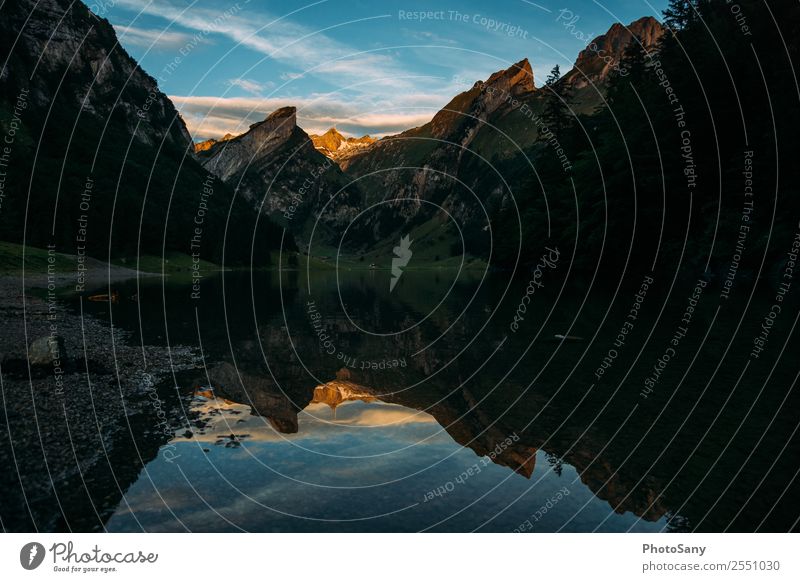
[333,58,540,256]
[0,0,286,264]
[334,19,661,257]
[563,16,665,88]
[200,107,298,181]
[197,107,362,245]
[0,0,192,150]
[424,57,536,145]
[476,57,536,116]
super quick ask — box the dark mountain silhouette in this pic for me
[0,0,286,265]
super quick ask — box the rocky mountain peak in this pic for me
[266,105,297,122]
[480,58,536,117]
[425,57,536,140]
[599,16,664,53]
[566,16,664,87]
[310,127,376,162]
[483,58,536,93]
[323,127,344,139]
[194,139,216,153]
[311,127,346,152]
[198,106,301,181]
[628,16,664,44]
[248,106,297,134]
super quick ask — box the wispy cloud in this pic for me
[112,24,205,50]
[113,0,407,88]
[401,28,459,46]
[112,0,521,136]
[227,78,273,95]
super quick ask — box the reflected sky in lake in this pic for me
[107,386,667,532]
[52,266,800,533]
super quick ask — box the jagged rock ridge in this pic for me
[197,107,362,244]
[198,106,298,181]
[329,18,663,258]
[194,133,235,153]
[193,17,663,255]
[563,16,665,88]
[309,127,376,161]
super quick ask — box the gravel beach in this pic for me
[0,265,201,531]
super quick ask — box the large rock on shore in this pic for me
[28,335,67,367]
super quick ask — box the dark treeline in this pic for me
[494,0,800,281]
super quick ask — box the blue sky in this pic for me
[96,0,668,140]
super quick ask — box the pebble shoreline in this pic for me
[0,270,200,531]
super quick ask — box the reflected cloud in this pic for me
[179,383,437,447]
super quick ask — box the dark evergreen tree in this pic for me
[542,64,573,138]
[606,35,648,107]
[662,0,697,30]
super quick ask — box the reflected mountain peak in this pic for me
[311,381,378,417]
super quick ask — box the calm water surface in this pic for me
[68,266,800,532]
